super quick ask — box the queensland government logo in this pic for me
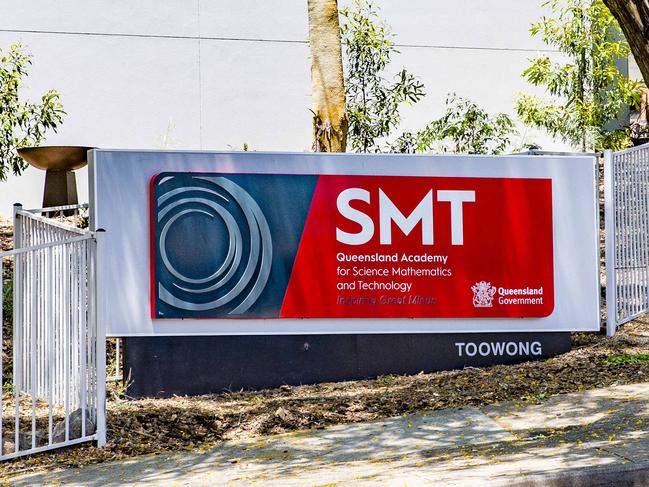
[471,281,496,308]
[153,174,273,317]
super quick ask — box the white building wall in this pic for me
[0,0,568,216]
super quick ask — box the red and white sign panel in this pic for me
[282,175,554,318]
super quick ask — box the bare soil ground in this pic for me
[3,223,649,479]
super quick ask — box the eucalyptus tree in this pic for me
[308,0,348,152]
[340,0,424,153]
[0,43,65,180]
[340,1,513,154]
[603,0,649,89]
[516,0,643,151]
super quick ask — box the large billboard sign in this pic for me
[90,150,599,336]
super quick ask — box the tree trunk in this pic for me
[308,0,348,152]
[604,0,649,87]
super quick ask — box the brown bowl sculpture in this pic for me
[17,146,92,209]
[17,146,91,171]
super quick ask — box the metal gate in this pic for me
[604,143,649,336]
[0,204,105,460]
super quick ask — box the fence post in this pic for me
[13,203,22,248]
[12,204,22,405]
[604,150,617,336]
[94,229,107,447]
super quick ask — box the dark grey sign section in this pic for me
[151,172,317,319]
[123,333,571,398]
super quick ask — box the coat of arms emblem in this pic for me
[471,281,496,308]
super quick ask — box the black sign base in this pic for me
[123,333,571,398]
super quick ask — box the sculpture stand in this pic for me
[43,169,79,208]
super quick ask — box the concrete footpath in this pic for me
[11,382,649,486]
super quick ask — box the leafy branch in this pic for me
[0,43,66,180]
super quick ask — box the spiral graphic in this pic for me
[155,175,273,315]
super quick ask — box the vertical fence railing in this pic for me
[0,204,105,460]
[14,206,89,403]
[605,144,649,336]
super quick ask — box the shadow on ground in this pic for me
[10,383,649,486]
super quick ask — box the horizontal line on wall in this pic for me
[0,28,560,53]
[397,43,559,53]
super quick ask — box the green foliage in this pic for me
[376,374,396,385]
[604,353,649,365]
[516,0,643,151]
[391,94,516,154]
[340,0,424,153]
[340,1,515,155]
[0,43,65,181]
[3,277,12,324]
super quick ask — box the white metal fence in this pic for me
[605,144,649,336]
[0,204,105,461]
[14,205,89,403]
